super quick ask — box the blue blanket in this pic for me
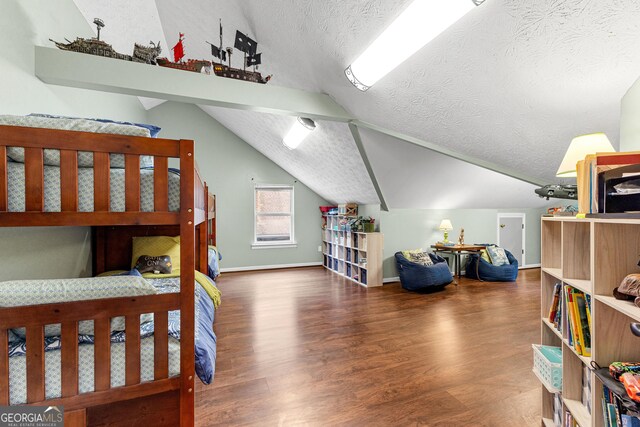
[8,276,218,385]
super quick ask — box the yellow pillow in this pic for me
[480,249,492,264]
[401,248,423,259]
[131,236,181,271]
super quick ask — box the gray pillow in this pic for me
[0,115,154,169]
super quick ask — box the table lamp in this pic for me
[439,219,453,243]
[556,133,615,177]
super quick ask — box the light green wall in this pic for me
[146,102,327,270]
[0,0,149,280]
[0,0,326,279]
[359,205,548,279]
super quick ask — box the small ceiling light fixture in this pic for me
[345,0,485,91]
[283,117,317,150]
[556,133,616,177]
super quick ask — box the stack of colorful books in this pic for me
[548,282,563,335]
[565,286,591,357]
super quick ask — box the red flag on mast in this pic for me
[172,33,185,63]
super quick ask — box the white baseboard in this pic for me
[520,263,541,269]
[220,261,322,273]
[383,276,400,284]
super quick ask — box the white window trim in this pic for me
[252,184,297,249]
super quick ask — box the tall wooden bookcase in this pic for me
[539,217,640,427]
[322,215,384,287]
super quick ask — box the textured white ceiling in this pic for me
[199,106,379,205]
[71,0,640,207]
[360,127,550,209]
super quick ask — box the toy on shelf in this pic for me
[50,18,162,65]
[157,33,212,73]
[207,20,271,84]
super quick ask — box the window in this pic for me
[253,185,295,248]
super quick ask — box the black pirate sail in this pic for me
[207,22,271,84]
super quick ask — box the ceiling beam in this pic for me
[353,120,547,187]
[35,46,353,122]
[348,123,388,212]
[35,46,546,188]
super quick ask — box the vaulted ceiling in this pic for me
[72,0,640,209]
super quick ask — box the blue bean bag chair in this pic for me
[394,252,454,291]
[465,248,518,282]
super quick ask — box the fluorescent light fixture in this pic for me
[556,133,616,177]
[345,0,484,91]
[283,117,317,150]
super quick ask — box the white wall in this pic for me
[0,0,150,280]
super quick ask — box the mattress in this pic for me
[6,275,218,405]
[8,336,181,405]
[6,162,180,212]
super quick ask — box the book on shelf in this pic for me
[564,286,592,357]
[549,282,561,321]
[577,151,640,214]
[583,363,592,414]
[548,282,563,334]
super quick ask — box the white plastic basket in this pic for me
[532,344,562,393]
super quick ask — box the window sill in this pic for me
[251,242,298,250]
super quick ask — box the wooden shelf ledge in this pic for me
[34,46,352,122]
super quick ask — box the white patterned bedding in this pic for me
[8,336,181,405]
[6,162,180,212]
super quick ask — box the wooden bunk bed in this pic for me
[0,124,216,426]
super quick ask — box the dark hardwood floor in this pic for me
[196,267,542,426]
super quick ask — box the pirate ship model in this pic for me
[206,21,271,84]
[156,33,212,73]
[50,18,162,65]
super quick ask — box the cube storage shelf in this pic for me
[322,215,383,287]
[539,217,640,427]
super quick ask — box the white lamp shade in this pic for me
[556,133,615,177]
[439,219,453,231]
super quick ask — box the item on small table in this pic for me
[458,228,464,245]
[135,255,172,274]
[439,219,453,243]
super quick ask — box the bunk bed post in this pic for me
[178,139,196,427]
[212,195,217,246]
[198,183,209,275]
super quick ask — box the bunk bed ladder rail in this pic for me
[0,293,181,409]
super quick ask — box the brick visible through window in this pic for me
[255,186,294,243]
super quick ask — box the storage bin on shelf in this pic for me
[338,203,358,216]
[532,344,562,392]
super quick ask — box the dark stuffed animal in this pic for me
[134,255,172,274]
[613,274,640,308]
